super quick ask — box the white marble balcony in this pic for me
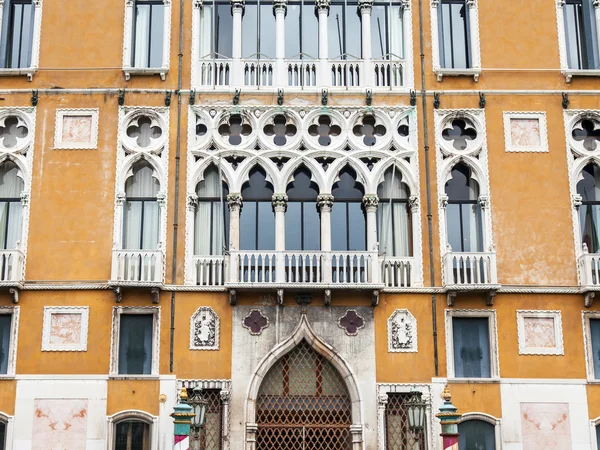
[110,249,164,286]
[0,249,25,286]
[443,251,498,290]
[380,256,415,288]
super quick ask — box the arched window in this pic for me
[286,167,320,250]
[123,161,160,250]
[577,163,600,253]
[445,163,483,252]
[240,167,275,250]
[331,167,366,251]
[596,423,600,450]
[0,420,5,450]
[115,419,151,450]
[194,166,229,255]
[377,167,411,256]
[0,161,23,250]
[458,419,496,450]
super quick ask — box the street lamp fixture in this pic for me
[189,385,209,438]
[406,390,427,432]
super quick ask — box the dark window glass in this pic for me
[286,168,320,251]
[328,1,361,59]
[199,1,234,59]
[115,421,150,450]
[445,164,482,252]
[0,314,11,375]
[590,319,600,379]
[240,167,275,250]
[564,0,598,70]
[1,0,34,69]
[132,0,165,68]
[195,166,229,256]
[453,317,491,378]
[331,167,365,251]
[123,161,160,250]
[458,420,496,450]
[0,161,24,250]
[0,421,5,450]
[578,164,600,253]
[285,3,319,58]
[596,425,600,450]
[371,3,403,59]
[118,314,153,375]
[241,1,277,59]
[377,168,411,257]
[439,0,470,69]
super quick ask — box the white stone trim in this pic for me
[53,108,99,150]
[122,0,171,81]
[458,412,502,450]
[516,310,563,356]
[582,310,600,381]
[41,306,89,352]
[387,308,417,352]
[502,111,548,153]
[189,306,220,350]
[109,306,161,376]
[430,0,481,82]
[0,0,43,81]
[106,409,159,450]
[0,411,14,450]
[444,309,500,380]
[0,306,18,377]
[590,416,600,450]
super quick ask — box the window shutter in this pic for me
[0,314,11,374]
[590,319,600,379]
[453,317,491,378]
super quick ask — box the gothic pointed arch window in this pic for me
[194,165,229,256]
[577,163,600,253]
[445,163,483,253]
[240,166,275,250]
[377,167,411,257]
[286,167,320,251]
[123,160,160,250]
[331,166,366,251]
[256,340,352,450]
[0,161,23,250]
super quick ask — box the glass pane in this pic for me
[195,202,212,255]
[115,422,130,450]
[260,4,276,58]
[134,4,151,67]
[348,202,366,251]
[240,201,257,250]
[446,204,462,252]
[18,3,33,68]
[123,201,143,249]
[7,4,22,68]
[199,4,213,57]
[331,204,348,251]
[344,3,361,58]
[0,422,5,450]
[580,205,600,253]
[453,317,491,378]
[242,4,258,58]
[6,201,22,249]
[440,1,469,69]
[371,5,388,59]
[285,202,302,250]
[460,203,482,252]
[302,4,319,57]
[257,201,275,250]
[303,203,320,251]
[125,163,160,197]
[131,422,147,450]
[328,4,344,58]
[0,314,11,374]
[141,201,160,250]
[149,4,165,68]
[458,420,496,450]
[596,425,600,450]
[119,314,153,375]
[565,3,585,69]
[285,5,301,58]
[216,4,233,58]
[590,319,600,379]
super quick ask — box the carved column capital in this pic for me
[358,0,373,13]
[187,194,199,212]
[231,0,245,14]
[362,194,379,212]
[193,0,203,8]
[466,0,476,8]
[573,193,583,208]
[220,390,231,404]
[157,192,167,208]
[273,0,288,15]
[409,195,419,212]
[377,393,389,408]
[227,193,243,211]
[401,0,410,10]
[317,194,334,211]
[594,0,599,8]
[315,0,330,15]
[439,194,448,209]
[272,193,288,212]
[20,191,29,207]
[116,192,126,206]
[478,194,489,209]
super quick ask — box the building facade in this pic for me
[0,0,600,449]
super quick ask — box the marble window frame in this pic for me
[109,306,161,378]
[590,416,600,450]
[503,112,548,153]
[582,311,600,381]
[517,310,563,356]
[53,109,99,150]
[0,306,19,378]
[458,412,503,450]
[106,410,159,450]
[0,411,13,450]
[41,306,89,352]
[445,309,500,381]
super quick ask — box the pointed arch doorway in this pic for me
[255,340,353,450]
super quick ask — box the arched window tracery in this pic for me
[286,167,320,251]
[377,167,411,257]
[331,166,366,251]
[194,165,229,256]
[240,166,275,251]
[577,163,600,253]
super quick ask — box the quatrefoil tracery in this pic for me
[263,114,297,146]
[126,116,163,148]
[442,118,477,151]
[0,116,29,150]
[218,114,252,146]
[353,115,387,146]
[308,115,341,147]
[572,119,600,152]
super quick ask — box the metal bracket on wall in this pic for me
[189,89,196,106]
[324,289,331,306]
[118,89,125,106]
[321,89,328,106]
[372,290,379,306]
[585,291,595,308]
[410,90,417,106]
[233,88,241,106]
[151,287,160,304]
[112,287,123,303]
[30,90,38,107]
[433,92,440,109]
[479,92,486,109]
[562,92,570,109]
[229,289,237,305]
[277,289,284,306]
[165,90,172,107]
[365,89,372,107]
[277,88,284,106]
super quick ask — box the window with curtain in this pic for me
[194,166,229,256]
[285,167,320,251]
[377,167,411,257]
[590,318,600,379]
[445,163,483,253]
[123,161,160,250]
[115,420,151,450]
[458,420,495,450]
[331,167,366,251]
[118,314,153,375]
[578,164,600,253]
[452,317,491,378]
[285,1,319,59]
[438,0,470,69]
[564,0,599,70]
[0,0,35,69]
[371,1,403,60]
[0,314,11,375]
[198,0,233,59]
[241,0,276,59]
[328,0,361,59]
[132,0,165,68]
[0,162,23,250]
[240,167,275,250]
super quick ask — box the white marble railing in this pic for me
[330,61,361,87]
[372,60,404,87]
[198,60,231,86]
[443,251,498,287]
[380,256,414,288]
[243,60,275,87]
[0,249,24,282]
[579,252,600,287]
[287,60,318,87]
[111,250,163,284]
[193,255,225,286]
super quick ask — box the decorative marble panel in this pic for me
[32,399,88,450]
[503,112,548,152]
[520,402,571,450]
[338,309,365,336]
[42,307,89,351]
[190,306,220,350]
[387,309,417,352]
[54,109,99,150]
[517,310,563,355]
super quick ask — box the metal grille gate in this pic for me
[186,388,223,450]
[256,341,353,450]
[385,393,426,450]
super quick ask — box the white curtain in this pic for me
[199,5,213,59]
[390,5,403,59]
[194,167,224,256]
[465,178,482,252]
[134,4,150,68]
[378,169,410,257]
[0,162,23,250]
[124,162,160,250]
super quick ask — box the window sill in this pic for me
[0,68,37,82]
[109,375,160,380]
[435,68,481,82]
[0,375,15,380]
[123,66,168,81]
[447,377,500,384]
[563,69,600,83]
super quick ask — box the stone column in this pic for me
[220,390,231,450]
[363,194,379,284]
[227,193,242,282]
[318,194,334,283]
[316,0,330,86]
[466,0,480,70]
[171,388,195,450]
[377,394,388,450]
[186,194,199,285]
[358,0,373,86]
[272,193,288,282]
[274,0,288,85]
[594,1,600,57]
[409,195,421,286]
[231,0,245,85]
[478,194,489,251]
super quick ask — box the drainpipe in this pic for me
[417,0,439,375]
[169,0,186,373]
